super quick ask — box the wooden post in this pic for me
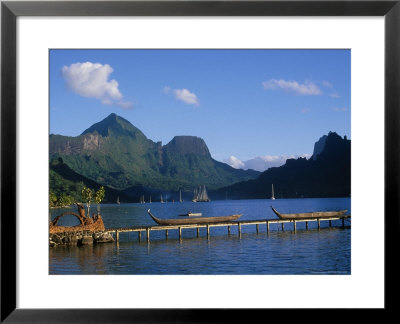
[179,227,182,240]
[207,225,210,238]
[138,231,141,242]
[266,221,269,234]
[317,219,320,230]
[256,224,259,234]
[238,223,242,237]
[306,221,309,230]
[228,226,231,234]
[329,220,332,227]
[293,221,296,232]
[342,218,345,227]
[146,228,150,243]
[165,229,168,239]
[197,227,200,237]
[281,223,284,231]
[115,230,119,242]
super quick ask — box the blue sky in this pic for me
[50,49,350,171]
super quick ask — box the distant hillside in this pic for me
[49,158,130,203]
[212,132,351,199]
[49,113,260,193]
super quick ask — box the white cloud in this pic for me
[163,86,200,106]
[225,154,312,172]
[172,88,200,106]
[329,92,340,98]
[262,79,322,95]
[61,62,132,108]
[224,156,245,169]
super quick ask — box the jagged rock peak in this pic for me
[312,132,349,160]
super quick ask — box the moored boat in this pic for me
[179,212,202,217]
[271,206,347,219]
[148,209,241,225]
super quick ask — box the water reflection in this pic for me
[50,198,351,275]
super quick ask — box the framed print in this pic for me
[1,0,399,322]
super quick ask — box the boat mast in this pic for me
[271,184,275,200]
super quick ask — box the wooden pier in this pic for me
[106,215,351,243]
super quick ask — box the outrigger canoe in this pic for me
[148,209,242,225]
[271,206,347,219]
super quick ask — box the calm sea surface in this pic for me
[49,198,351,275]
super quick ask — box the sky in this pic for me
[50,49,350,171]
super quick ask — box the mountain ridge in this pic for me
[49,113,260,192]
[211,131,350,199]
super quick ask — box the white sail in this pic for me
[271,184,275,200]
[193,185,210,202]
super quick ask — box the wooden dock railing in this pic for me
[105,215,351,243]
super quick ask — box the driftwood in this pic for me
[49,201,105,234]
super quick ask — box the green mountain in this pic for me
[212,132,351,199]
[49,158,130,203]
[49,113,259,194]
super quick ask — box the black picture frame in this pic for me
[1,1,399,322]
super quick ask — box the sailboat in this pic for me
[140,195,145,204]
[149,196,152,203]
[117,196,120,204]
[179,190,183,203]
[160,195,164,203]
[192,185,210,202]
[271,184,275,200]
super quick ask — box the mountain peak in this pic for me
[312,132,350,161]
[81,113,142,138]
[164,136,211,157]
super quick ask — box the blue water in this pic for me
[49,198,351,275]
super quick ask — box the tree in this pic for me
[58,194,74,207]
[81,186,93,217]
[94,186,105,214]
[49,191,57,208]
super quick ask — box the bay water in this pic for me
[49,198,351,275]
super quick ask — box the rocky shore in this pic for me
[49,230,114,247]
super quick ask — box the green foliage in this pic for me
[81,186,94,216]
[94,186,106,214]
[94,186,105,204]
[49,190,74,208]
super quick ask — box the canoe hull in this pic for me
[148,209,241,225]
[271,207,347,219]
